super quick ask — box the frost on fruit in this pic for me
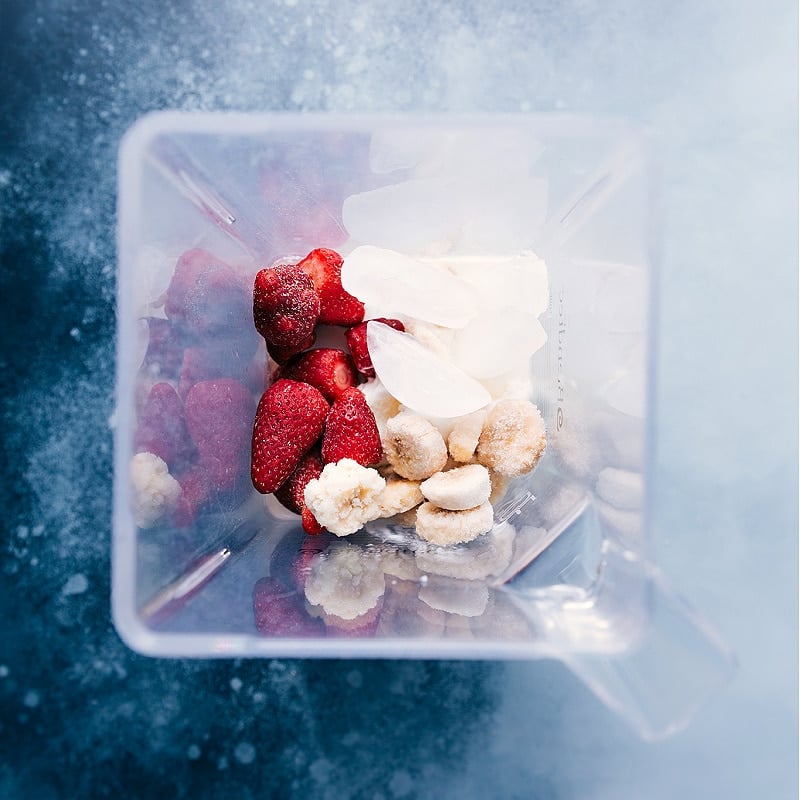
[130,452,182,528]
[367,322,491,418]
[303,542,386,620]
[382,412,448,481]
[341,246,478,328]
[303,459,386,536]
[476,399,547,478]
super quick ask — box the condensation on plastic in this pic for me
[114,113,734,739]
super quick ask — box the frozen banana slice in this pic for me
[383,411,448,480]
[378,477,424,516]
[447,409,487,463]
[476,399,546,477]
[420,464,491,511]
[415,501,494,546]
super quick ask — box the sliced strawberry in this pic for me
[135,382,195,470]
[184,379,255,491]
[297,248,364,326]
[165,249,251,335]
[266,330,316,366]
[253,263,320,348]
[251,379,329,493]
[321,387,382,466]
[274,450,324,514]
[277,348,357,402]
[345,318,405,378]
[252,578,325,637]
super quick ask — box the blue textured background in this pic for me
[1,1,797,797]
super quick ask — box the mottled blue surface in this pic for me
[1,1,797,798]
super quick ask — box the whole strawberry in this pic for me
[267,331,316,366]
[142,318,187,380]
[165,249,251,335]
[345,318,405,378]
[274,450,326,535]
[184,379,255,491]
[298,248,364,326]
[277,348,357,402]
[251,379,329,493]
[321,387,382,466]
[135,382,195,470]
[253,263,320,348]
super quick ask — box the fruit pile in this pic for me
[250,247,547,545]
[130,244,548,551]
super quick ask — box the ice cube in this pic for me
[451,308,547,379]
[342,177,466,254]
[440,252,550,317]
[342,245,478,328]
[367,322,491,418]
[342,174,547,255]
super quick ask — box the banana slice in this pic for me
[415,501,494,545]
[378,477,424,516]
[488,470,510,504]
[420,464,491,511]
[447,409,487,462]
[476,399,546,477]
[383,411,448,480]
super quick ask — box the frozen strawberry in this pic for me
[165,249,251,335]
[298,248,364,326]
[301,506,325,536]
[251,379,329,493]
[274,450,324,514]
[184,379,255,491]
[321,387,382,466]
[142,318,187,379]
[253,263,320,348]
[252,578,325,637]
[266,330,316,367]
[135,382,195,470]
[277,348,357,402]
[177,342,256,399]
[345,318,405,378]
[172,458,215,528]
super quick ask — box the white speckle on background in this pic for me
[23,690,40,708]
[310,758,333,784]
[346,670,363,689]
[389,770,414,798]
[62,573,89,595]
[187,744,201,760]
[230,677,242,692]
[0,666,9,678]
[234,742,256,765]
